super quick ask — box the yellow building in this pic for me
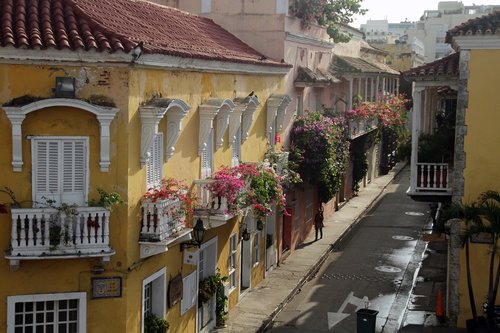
[0,1,290,332]
[405,11,500,328]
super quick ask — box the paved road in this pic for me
[267,169,430,333]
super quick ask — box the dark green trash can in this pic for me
[356,308,378,333]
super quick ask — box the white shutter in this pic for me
[33,138,87,206]
[61,140,86,205]
[153,133,163,187]
[146,151,154,189]
[146,133,163,189]
[34,140,60,204]
[201,130,213,179]
[181,271,197,315]
[231,128,241,167]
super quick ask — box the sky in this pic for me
[351,0,500,28]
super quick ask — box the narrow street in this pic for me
[267,168,430,332]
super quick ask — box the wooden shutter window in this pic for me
[231,128,241,167]
[181,271,197,315]
[146,133,163,189]
[33,138,88,206]
[201,130,213,179]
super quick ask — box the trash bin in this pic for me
[356,308,378,333]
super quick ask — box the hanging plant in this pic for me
[144,314,169,333]
[245,163,287,220]
[207,163,288,219]
[206,165,248,215]
[199,270,228,304]
[264,148,302,189]
[290,111,350,203]
[142,178,197,223]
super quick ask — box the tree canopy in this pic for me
[289,0,367,42]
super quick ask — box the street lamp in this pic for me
[180,218,206,251]
[242,227,251,241]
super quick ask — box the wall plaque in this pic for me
[91,277,122,299]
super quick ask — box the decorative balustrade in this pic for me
[348,118,378,138]
[193,179,229,214]
[415,163,451,192]
[192,179,232,222]
[9,207,111,257]
[140,198,186,242]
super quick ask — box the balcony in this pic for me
[139,198,192,259]
[5,206,115,269]
[192,179,235,229]
[407,163,453,202]
[348,118,378,139]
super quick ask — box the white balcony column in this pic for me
[371,78,376,101]
[348,78,353,111]
[357,77,362,101]
[411,84,425,192]
[364,78,368,101]
[396,78,400,95]
[376,76,380,100]
[140,107,165,166]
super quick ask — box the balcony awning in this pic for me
[330,55,382,75]
[294,66,340,87]
[403,53,459,81]
[330,55,400,77]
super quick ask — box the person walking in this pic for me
[314,206,324,241]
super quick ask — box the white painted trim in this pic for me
[139,99,190,166]
[197,236,218,333]
[285,32,335,48]
[452,36,500,50]
[0,47,290,76]
[141,267,167,333]
[215,100,235,149]
[266,94,292,142]
[7,292,86,333]
[238,96,260,143]
[200,235,218,252]
[2,98,118,172]
[199,99,235,155]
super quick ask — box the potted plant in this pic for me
[198,269,228,326]
[477,191,500,329]
[451,190,500,331]
[144,313,169,333]
[444,201,485,330]
[89,187,125,209]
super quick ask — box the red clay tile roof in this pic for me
[446,10,500,43]
[0,0,287,67]
[403,53,459,80]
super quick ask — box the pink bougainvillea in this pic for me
[207,162,288,218]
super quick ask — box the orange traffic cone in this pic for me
[436,288,445,322]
